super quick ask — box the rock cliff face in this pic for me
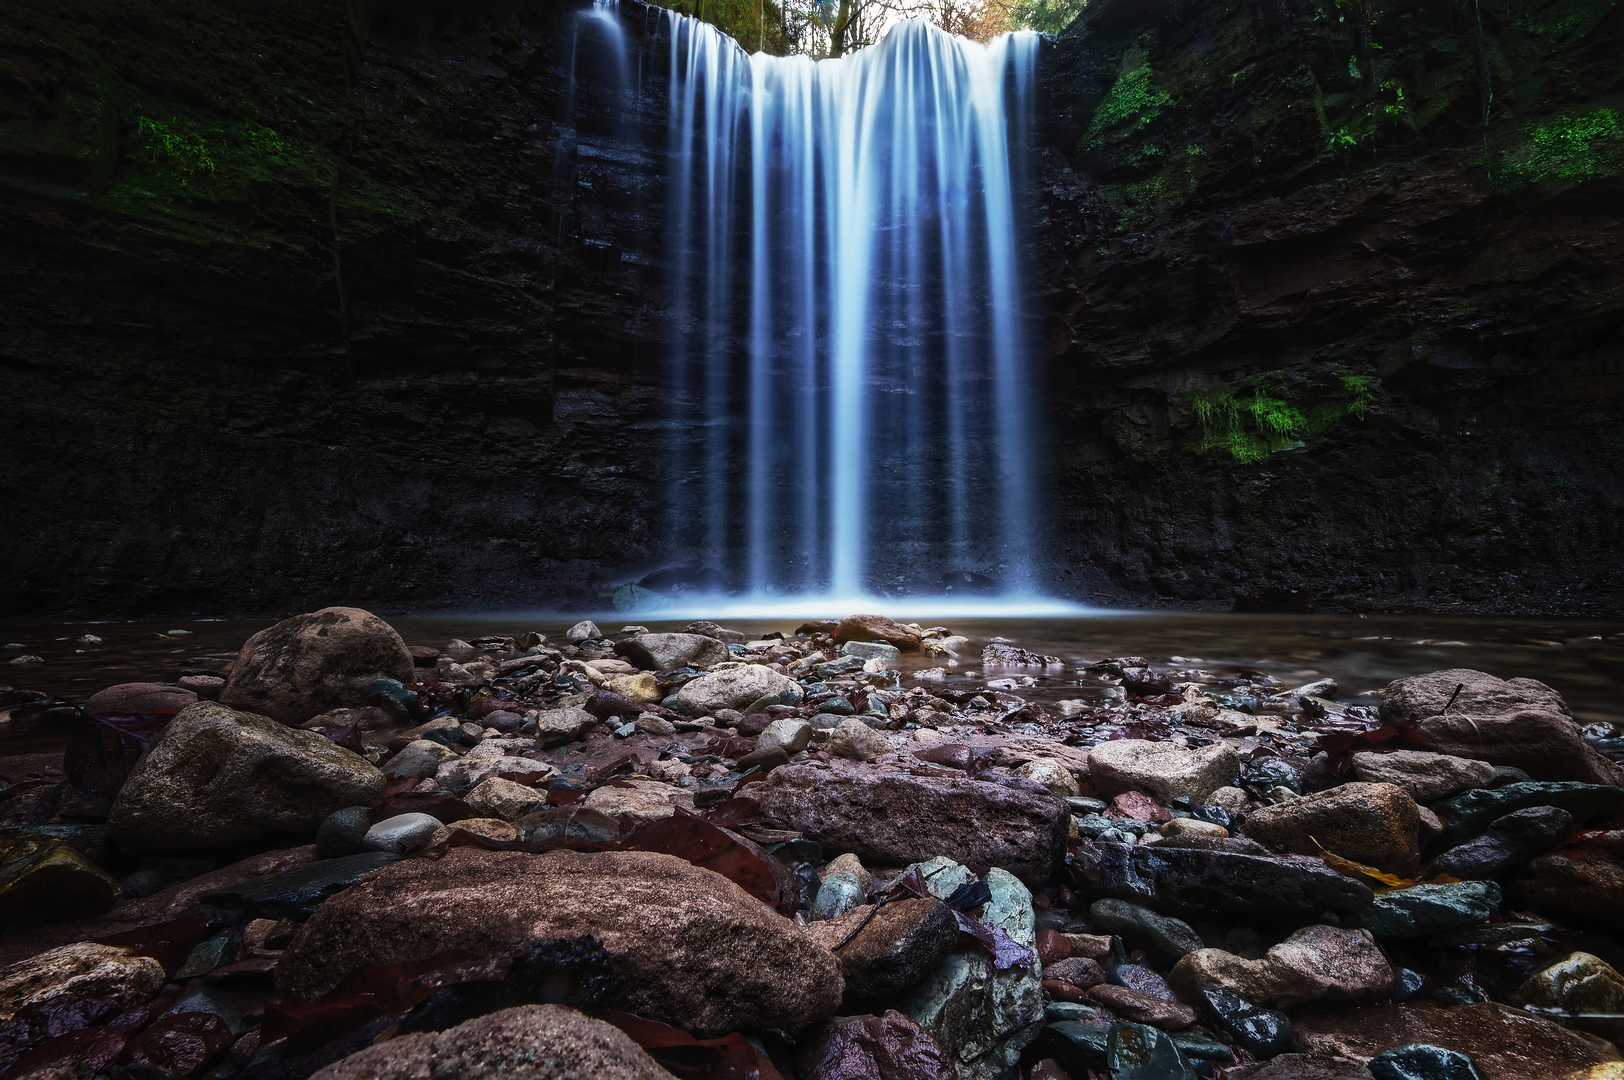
[1035,0,1624,612]
[1,0,1619,615]
[1,0,672,615]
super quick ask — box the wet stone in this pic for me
[1071,842,1374,920]
[1366,1044,1485,1080]
[316,806,372,859]
[0,835,122,928]
[812,871,867,921]
[1429,783,1624,850]
[1106,1022,1193,1080]
[1089,899,1203,964]
[1196,986,1294,1059]
[361,812,442,854]
[1428,806,1574,879]
[1353,881,1502,940]
[199,850,401,919]
[794,1010,957,1080]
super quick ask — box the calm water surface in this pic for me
[5,612,1622,733]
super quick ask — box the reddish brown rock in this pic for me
[802,898,958,1008]
[1509,831,1624,925]
[754,764,1068,886]
[1170,925,1392,1010]
[277,847,842,1034]
[310,1005,676,1080]
[1036,927,1071,965]
[1043,957,1105,989]
[124,1012,233,1077]
[832,615,922,651]
[82,683,198,716]
[220,607,415,725]
[1105,791,1171,824]
[1084,984,1197,1030]
[1293,1002,1619,1080]
[794,1011,956,1080]
[1241,782,1420,873]
[1381,669,1624,786]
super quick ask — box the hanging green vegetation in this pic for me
[1183,374,1376,464]
[1082,45,1172,146]
[134,116,215,183]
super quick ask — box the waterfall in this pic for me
[654,10,1047,610]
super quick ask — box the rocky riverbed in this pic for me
[0,607,1622,1080]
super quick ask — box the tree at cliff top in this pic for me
[655,0,1080,56]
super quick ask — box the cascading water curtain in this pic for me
[661,13,1040,600]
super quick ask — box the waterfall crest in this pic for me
[656,11,1045,607]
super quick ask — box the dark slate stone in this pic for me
[1367,1043,1485,1080]
[1428,806,1574,879]
[1352,881,1502,940]
[199,851,401,919]
[1070,842,1373,919]
[1427,782,1624,852]
[1197,986,1294,1059]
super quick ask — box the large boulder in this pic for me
[220,607,414,724]
[1171,926,1392,1010]
[1379,669,1624,785]
[1294,1002,1618,1080]
[82,683,198,716]
[276,847,842,1035]
[833,615,922,651]
[614,633,729,671]
[107,701,385,852]
[0,942,166,1021]
[754,764,1068,886]
[1241,783,1420,873]
[667,665,803,717]
[1087,740,1239,804]
[310,1005,676,1080]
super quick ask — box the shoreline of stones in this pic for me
[0,606,1622,1080]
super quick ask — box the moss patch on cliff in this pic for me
[1,0,434,253]
[1181,374,1376,464]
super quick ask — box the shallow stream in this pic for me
[3,612,1621,754]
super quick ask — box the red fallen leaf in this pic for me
[8,1024,126,1075]
[546,787,590,806]
[124,1012,233,1078]
[262,949,483,1053]
[0,780,58,801]
[597,1010,784,1080]
[712,737,757,760]
[95,914,213,974]
[702,796,765,828]
[63,714,167,799]
[608,812,786,912]
[315,723,365,754]
[734,771,771,791]
[1142,692,1185,706]
[1316,717,1434,776]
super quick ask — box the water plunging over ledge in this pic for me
[647,11,1049,611]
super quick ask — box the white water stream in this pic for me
[573,4,1067,614]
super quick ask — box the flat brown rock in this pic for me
[754,763,1068,886]
[277,847,842,1035]
[1293,1002,1619,1080]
